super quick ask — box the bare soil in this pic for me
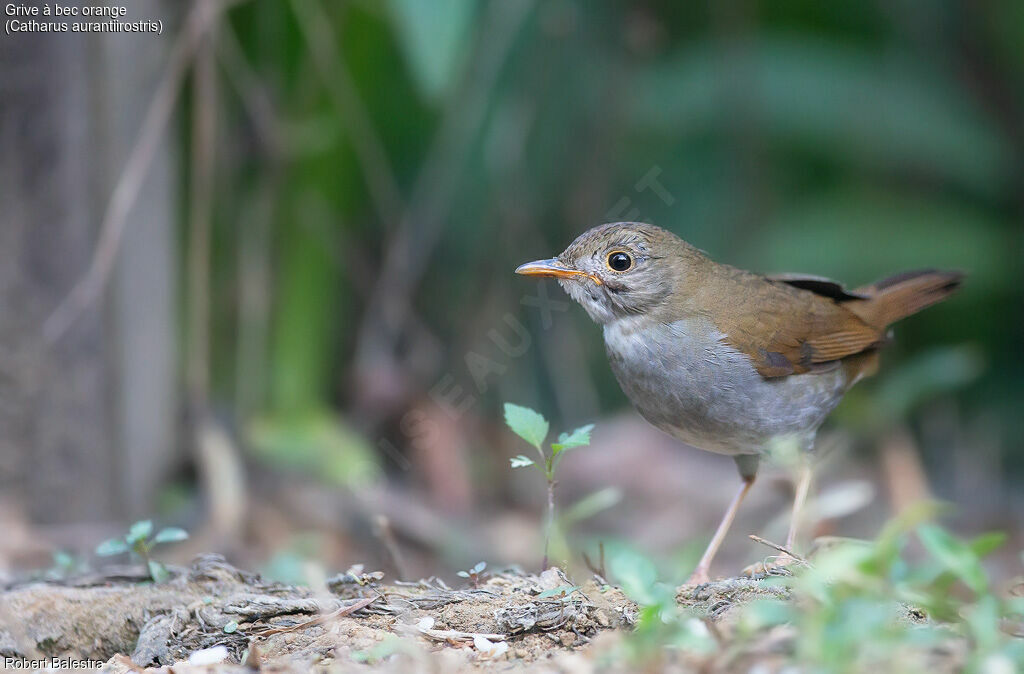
[1,554,644,672]
[0,554,951,673]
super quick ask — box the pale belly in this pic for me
[603,317,849,456]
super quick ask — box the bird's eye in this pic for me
[607,251,633,272]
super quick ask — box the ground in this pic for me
[0,553,951,673]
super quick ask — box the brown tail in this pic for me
[849,269,963,328]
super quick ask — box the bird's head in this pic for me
[515,222,705,324]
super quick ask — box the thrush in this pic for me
[516,222,962,584]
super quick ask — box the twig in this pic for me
[186,0,218,407]
[43,0,223,342]
[748,535,808,564]
[232,173,276,418]
[216,20,283,157]
[253,595,378,636]
[288,0,404,228]
[350,0,537,393]
[582,542,607,584]
[373,514,410,581]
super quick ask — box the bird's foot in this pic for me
[742,553,803,578]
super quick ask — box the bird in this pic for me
[515,222,962,584]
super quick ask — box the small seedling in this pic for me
[504,402,593,569]
[96,519,189,583]
[44,550,87,581]
[457,561,488,587]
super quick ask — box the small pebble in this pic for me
[560,632,576,647]
[514,648,529,659]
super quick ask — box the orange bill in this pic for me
[514,258,602,284]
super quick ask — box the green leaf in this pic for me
[551,424,594,454]
[873,346,985,423]
[248,409,380,486]
[962,595,1001,652]
[968,531,1007,560]
[96,538,130,556]
[471,561,486,574]
[917,524,988,595]
[608,546,662,606]
[148,559,170,583]
[509,454,534,468]
[456,571,470,578]
[503,403,548,450]
[128,520,153,544]
[387,0,475,101]
[738,599,795,633]
[224,620,239,634]
[153,527,189,545]
[561,488,622,527]
[350,635,408,664]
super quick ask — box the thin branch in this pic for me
[186,1,218,407]
[43,1,224,342]
[216,20,284,157]
[351,0,537,386]
[253,595,379,636]
[233,175,276,419]
[215,18,282,418]
[289,0,405,227]
[748,535,808,564]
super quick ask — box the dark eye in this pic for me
[607,251,633,272]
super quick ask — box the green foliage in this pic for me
[504,403,592,482]
[386,0,475,101]
[608,545,668,607]
[834,345,985,433]
[350,635,413,664]
[248,409,380,487]
[95,520,189,583]
[560,487,622,529]
[606,544,717,660]
[260,533,329,587]
[610,508,1024,671]
[44,551,86,581]
[631,38,1007,193]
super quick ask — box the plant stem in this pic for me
[542,477,556,569]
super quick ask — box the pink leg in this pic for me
[785,464,813,551]
[686,476,755,585]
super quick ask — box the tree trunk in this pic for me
[0,1,179,531]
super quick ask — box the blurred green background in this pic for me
[1,0,1021,583]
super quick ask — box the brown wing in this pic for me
[717,272,885,378]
